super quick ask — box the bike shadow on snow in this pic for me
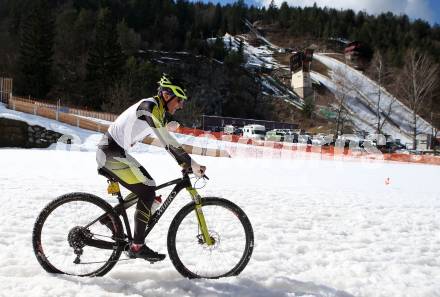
[58,271,355,297]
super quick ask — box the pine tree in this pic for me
[302,95,315,119]
[213,3,223,35]
[212,37,227,61]
[266,0,278,24]
[85,8,125,109]
[279,2,290,28]
[16,0,55,98]
[117,19,141,56]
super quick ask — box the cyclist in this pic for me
[96,74,206,262]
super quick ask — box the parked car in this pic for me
[223,125,235,134]
[242,124,266,140]
[233,127,243,136]
[265,129,287,142]
[298,134,312,145]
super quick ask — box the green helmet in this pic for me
[158,74,188,100]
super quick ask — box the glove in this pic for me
[191,161,206,177]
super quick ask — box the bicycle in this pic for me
[32,168,254,278]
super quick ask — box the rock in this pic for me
[0,118,56,148]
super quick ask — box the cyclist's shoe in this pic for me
[127,243,166,262]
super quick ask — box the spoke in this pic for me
[39,198,120,276]
[174,204,247,278]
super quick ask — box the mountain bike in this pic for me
[32,168,254,278]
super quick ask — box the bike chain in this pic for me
[75,257,134,265]
[73,233,134,265]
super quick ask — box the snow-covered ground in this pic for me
[1,146,440,297]
[1,104,440,297]
[0,103,232,154]
[0,103,102,151]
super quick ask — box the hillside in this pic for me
[229,22,438,147]
[0,0,439,148]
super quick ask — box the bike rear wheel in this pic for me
[167,197,254,279]
[32,192,124,276]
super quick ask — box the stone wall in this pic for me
[0,118,69,148]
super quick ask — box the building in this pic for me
[290,49,314,100]
[344,41,373,69]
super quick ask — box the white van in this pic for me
[242,124,266,140]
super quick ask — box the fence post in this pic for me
[77,117,79,128]
[0,77,3,103]
[34,105,37,115]
[56,99,60,121]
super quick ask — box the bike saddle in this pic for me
[97,168,117,182]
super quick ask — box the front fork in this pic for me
[186,187,214,246]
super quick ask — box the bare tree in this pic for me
[430,110,440,152]
[377,97,397,133]
[101,80,134,114]
[332,66,352,138]
[399,49,439,149]
[368,51,394,133]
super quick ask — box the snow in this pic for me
[312,54,434,145]
[243,19,282,51]
[209,33,303,107]
[211,33,281,71]
[223,23,435,145]
[0,103,230,154]
[1,107,440,297]
[310,71,414,144]
[1,146,440,297]
[0,103,103,152]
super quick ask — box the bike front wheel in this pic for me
[167,197,254,279]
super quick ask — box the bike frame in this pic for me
[90,173,213,248]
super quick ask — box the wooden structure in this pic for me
[0,78,13,104]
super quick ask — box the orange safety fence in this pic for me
[383,153,440,165]
[177,127,440,165]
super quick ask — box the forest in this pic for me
[0,0,439,125]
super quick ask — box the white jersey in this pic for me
[108,98,158,150]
